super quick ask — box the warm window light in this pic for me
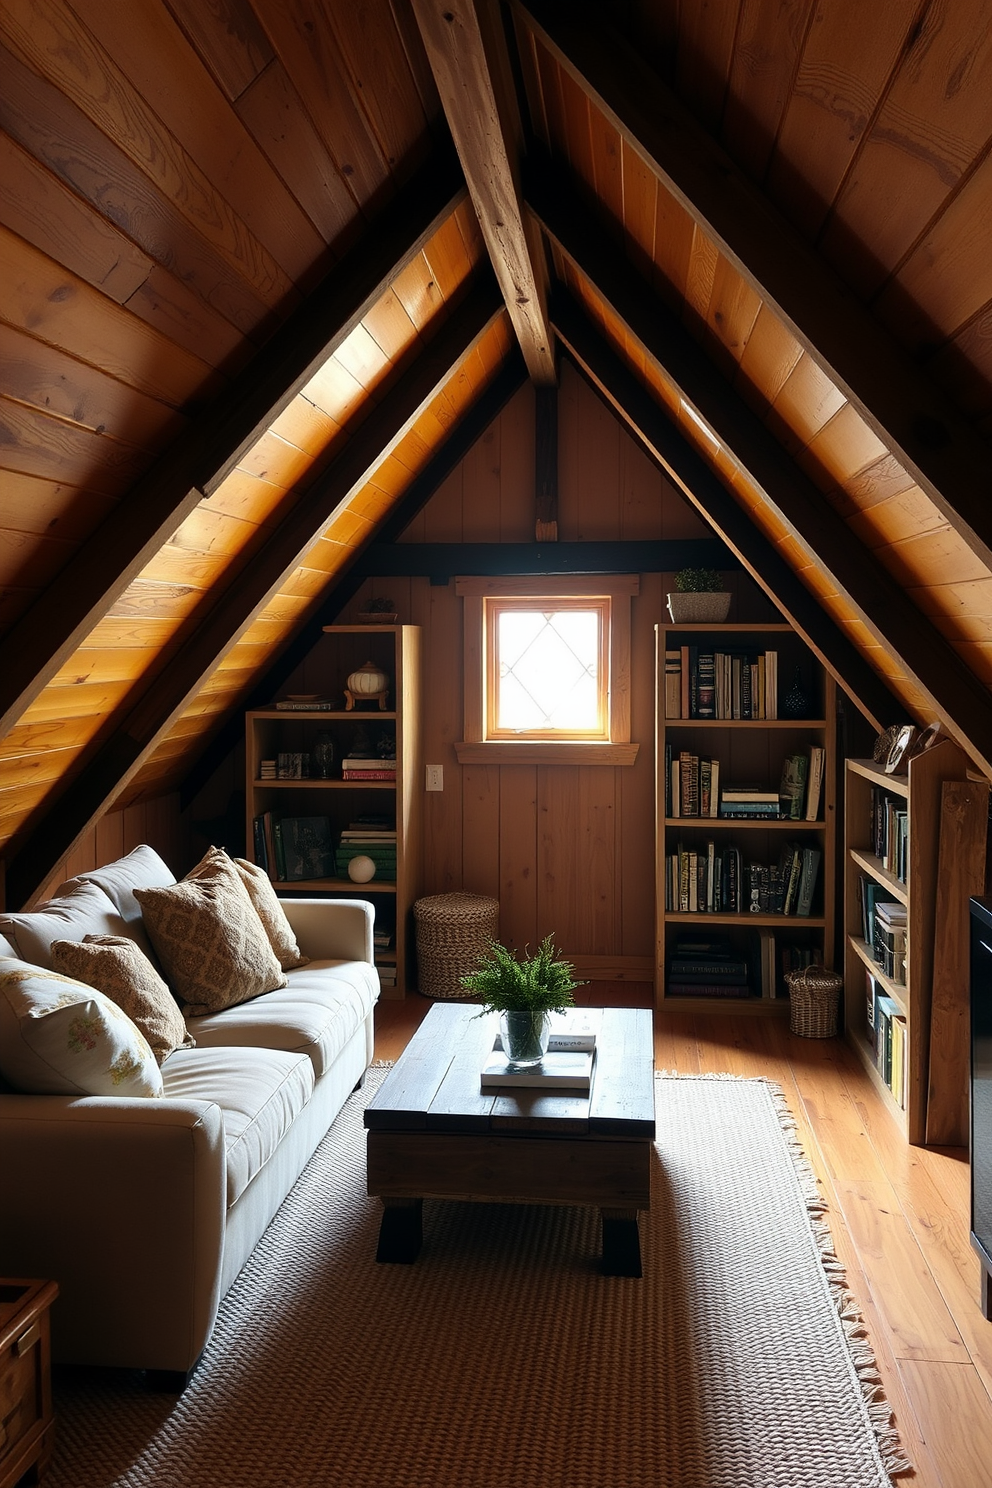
[488,601,607,738]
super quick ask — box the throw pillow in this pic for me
[188,847,308,971]
[0,881,129,970]
[0,959,163,1097]
[134,866,287,1017]
[50,935,194,1065]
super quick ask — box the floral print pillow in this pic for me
[0,960,163,1097]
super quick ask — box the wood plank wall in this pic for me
[25,792,184,908]
[268,360,776,977]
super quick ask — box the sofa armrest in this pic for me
[0,1093,226,1373]
[280,896,375,964]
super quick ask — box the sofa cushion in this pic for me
[161,1045,314,1206]
[188,847,308,971]
[0,882,132,970]
[61,844,176,928]
[135,864,287,1018]
[0,958,163,1098]
[186,959,378,1079]
[50,935,194,1065]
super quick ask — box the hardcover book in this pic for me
[279,816,335,881]
[480,1047,594,1089]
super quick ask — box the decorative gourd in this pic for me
[347,661,388,696]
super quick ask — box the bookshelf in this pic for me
[843,741,984,1143]
[245,625,422,998]
[655,622,836,1012]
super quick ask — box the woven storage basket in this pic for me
[414,893,500,1000]
[785,965,842,1038]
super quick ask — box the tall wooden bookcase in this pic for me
[843,741,986,1144]
[245,625,422,998]
[655,622,836,1011]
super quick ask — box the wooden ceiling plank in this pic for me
[0,152,465,739]
[721,0,816,183]
[410,0,556,384]
[516,0,992,571]
[531,175,992,770]
[3,281,505,904]
[164,0,274,103]
[547,288,903,733]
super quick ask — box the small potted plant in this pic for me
[357,596,398,624]
[667,567,731,624]
[460,934,584,1068]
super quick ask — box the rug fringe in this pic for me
[655,1072,913,1482]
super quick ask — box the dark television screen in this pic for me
[970,897,992,1266]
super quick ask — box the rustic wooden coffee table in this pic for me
[364,1001,655,1275]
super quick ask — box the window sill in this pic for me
[454,741,640,766]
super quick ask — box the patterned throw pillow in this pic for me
[0,959,163,1097]
[188,848,308,971]
[50,935,194,1065]
[134,864,288,1017]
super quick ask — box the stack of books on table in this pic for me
[718,785,780,819]
[334,823,397,880]
[873,901,907,984]
[483,1009,602,1088]
[666,936,751,998]
[341,755,397,782]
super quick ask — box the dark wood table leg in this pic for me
[600,1207,642,1277]
[376,1198,423,1262]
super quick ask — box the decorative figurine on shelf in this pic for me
[311,730,336,779]
[782,665,810,718]
[344,660,390,711]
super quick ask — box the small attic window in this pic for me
[454,576,639,765]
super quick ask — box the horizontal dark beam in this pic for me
[353,539,737,583]
[179,352,532,807]
[6,281,505,906]
[549,291,910,733]
[0,145,466,739]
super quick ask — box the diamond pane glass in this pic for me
[495,609,600,731]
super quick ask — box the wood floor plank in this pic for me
[896,1359,992,1488]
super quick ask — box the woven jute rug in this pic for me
[44,1070,908,1488]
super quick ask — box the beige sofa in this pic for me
[0,846,379,1387]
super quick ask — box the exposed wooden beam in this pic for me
[5,283,505,906]
[411,0,556,384]
[532,175,992,768]
[534,385,558,538]
[180,351,532,808]
[549,293,909,736]
[0,148,466,740]
[516,0,992,571]
[353,539,734,582]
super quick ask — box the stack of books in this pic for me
[335,822,397,880]
[341,755,397,782]
[719,785,780,819]
[482,1009,601,1088]
[259,759,277,780]
[667,935,751,998]
[873,901,907,984]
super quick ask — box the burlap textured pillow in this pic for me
[189,847,308,971]
[0,959,163,1098]
[50,935,193,1065]
[134,869,287,1017]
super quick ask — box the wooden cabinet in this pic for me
[0,1278,58,1488]
[843,742,987,1144]
[246,625,422,998]
[655,622,835,1011]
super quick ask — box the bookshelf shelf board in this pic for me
[849,848,908,903]
[254,710,398,721]
[848,935,908,1016]
[664,817,824,829]
[275,878,398,894]
[666,622,794,633]
[847,757,909,796]
[664,718,827,729]
[665,911,826,928]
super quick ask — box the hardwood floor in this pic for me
[373,988,992,1488]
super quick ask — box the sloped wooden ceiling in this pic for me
[2,0,992,902]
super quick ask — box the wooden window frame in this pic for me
[454,575,640,765]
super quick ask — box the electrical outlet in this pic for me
[425,764,443,792]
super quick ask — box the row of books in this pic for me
[664,746,824,821]
[664,840,820,917]
[866,971,907,1108]
[665,933,824,999]
[341,755,397,782]
[252,813,398,883]
[869,785,908,881]
[664,646,780,720]
[856,875,907,984]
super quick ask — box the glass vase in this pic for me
[499,1010,551,1069]
[311,730,336,779]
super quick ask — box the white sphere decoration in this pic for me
[347,854,376,883]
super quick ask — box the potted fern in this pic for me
[460,934,584,1068]
[667,567,731,624]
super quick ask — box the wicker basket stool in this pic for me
[785,966,843,1038]
[414,893,500,1000]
